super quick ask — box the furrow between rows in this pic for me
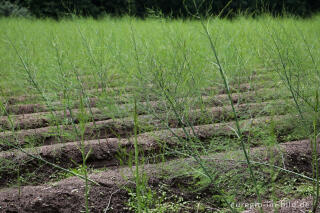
[0,138,314,212]
[2,79,277,106]
[0,100,291,151]
[0,86,289,131]
[0,114,293,187]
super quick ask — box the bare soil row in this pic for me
[0,114,293,187]
[2,77,276,107]
[0,85,289,131]
[2,86,286,122]
[0,139,316,212]
[0,100,291,151]
[0,72,302,212]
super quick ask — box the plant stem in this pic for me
[199,17,263,212]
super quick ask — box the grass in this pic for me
[0,13,320,212]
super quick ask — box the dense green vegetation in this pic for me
[0,14,320,212]
[1,15,319,99]
[1,15,319,97]
[1,0,320,18]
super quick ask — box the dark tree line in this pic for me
[1,0,320,18]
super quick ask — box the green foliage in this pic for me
[0,1,30,17]
[4,0,320,18]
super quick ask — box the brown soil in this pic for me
[0,96,285,131]
[0,100,288,152]
[4,78,275,106]
[0,114,290,187]
[0,139,317,212]
[4,103,49,115]
[4,98,99,115]
[3,79,288,125]
[0,118,138,151]
[1,90,253,118]
[0,73,306,212]
[4,84,133,105]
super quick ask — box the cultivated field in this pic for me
[0,15,320,212]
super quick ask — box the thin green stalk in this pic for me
[76,23,107,94]
[130,24,143,80]
[166,145,320,183]
[129,20,234,211]
[51,38,79,140]
[0,99,100,187]
[312,91,320,213]
[72,65,101,143]
[7,35,65,144]
[269,33,304,120]
[7,35,56,114]
[136,24,237,213]
[18,166,21,199]
[199,16,263,212]
[133,97,142,212]
[78,96,91,213]
[147,101,236,212]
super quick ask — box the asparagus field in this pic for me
[0,15,320,212]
